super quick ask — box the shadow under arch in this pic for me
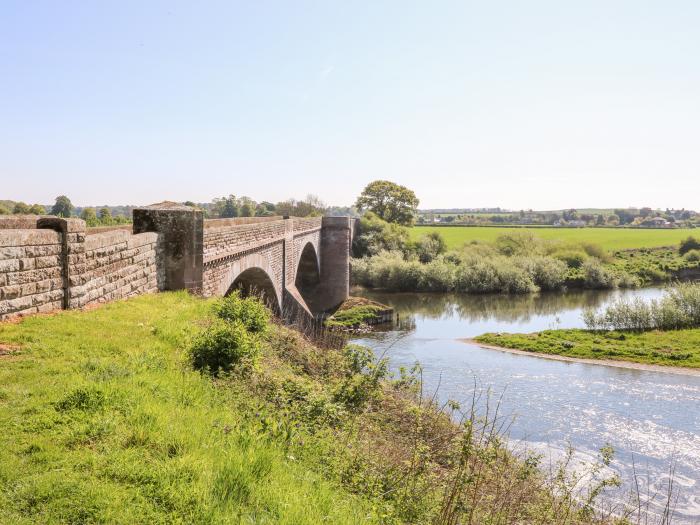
[228,267,281,314]
[295,242,321,313]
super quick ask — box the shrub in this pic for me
[553,250,588,269]
[580,242,610,262]
[214,292,270,334]
[495,232,542,256]
[683,249,700,262]
[189,319,260,376]
[581,259,617,289]
[415,231,447,263]
[513,256,568,291]
[333,345,388,410]
[583,282,700,331]
[679,236,700,255]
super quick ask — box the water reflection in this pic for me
[351,287,700,524]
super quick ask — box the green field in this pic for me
[411,226,694,251]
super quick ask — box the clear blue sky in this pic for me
[2,1,699,209]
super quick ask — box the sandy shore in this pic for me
[460,339,700,377]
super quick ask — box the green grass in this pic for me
[0,293,376,524]
[0,292,635,524]
[475,329,700,368]
[411,226,694,252]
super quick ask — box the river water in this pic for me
[350,287,700,524]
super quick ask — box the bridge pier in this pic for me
[317,217,352,312]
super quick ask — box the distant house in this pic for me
[644,217,671,228]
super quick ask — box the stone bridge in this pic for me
[133,203,352,320]
[0,203,353,322]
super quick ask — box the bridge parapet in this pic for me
[0,204,351,323]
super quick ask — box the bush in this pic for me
[583,282,700,331]
[214,292,270,334]
[679,236,700,255]
[683,249,700,262]
[495,232,542,256]
[190,319,262,376]
[554,250,588,269]
[415,231,447,263]
[580,242,610,262]
[581,259,617,289]
[513,256,568,291]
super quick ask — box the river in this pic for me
[350,287,700,524]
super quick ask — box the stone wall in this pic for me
[203,219,287,260]
[0,217,160,321]
[0,228,64,319]
[70,230,159,308]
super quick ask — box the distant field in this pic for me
[410,226,694,251]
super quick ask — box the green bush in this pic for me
[679,236,700,255]
[683,249,700,262]
[214,292,270,334]
[333,345,388,411]
[584,282,700,331]
[581,259,617,289]
[554,250,588,269]
[189,319,260,376]
[415,231,447,263]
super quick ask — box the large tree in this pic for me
[51,195,74,217]
[355,180,419,226]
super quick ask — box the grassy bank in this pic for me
[475,329,700,368]
[0,293,628,524]
[411,226,695,251]
[324,296,393,329]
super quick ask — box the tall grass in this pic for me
[583,282,700,331]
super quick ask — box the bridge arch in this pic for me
[220,253,283,313]
[294,241,321,312]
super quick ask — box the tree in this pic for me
[640,207,653,218]
[239,197,256,217]
[255,201,276,216]
[355,180,419,226]
[99,207,113,225]
[13,202,31,214]
[0,204,9,215]
[29,204,46,215]
[562,209,578,221]
[51,195,74,217]
[613,209,635,225]
[80,207,99,227]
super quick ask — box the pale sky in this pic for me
[2,1,699,209]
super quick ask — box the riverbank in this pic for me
[473,328,700,370]
[0,292,615,524]
[464,339,700,377]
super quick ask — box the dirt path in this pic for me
[460,339,700,377]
